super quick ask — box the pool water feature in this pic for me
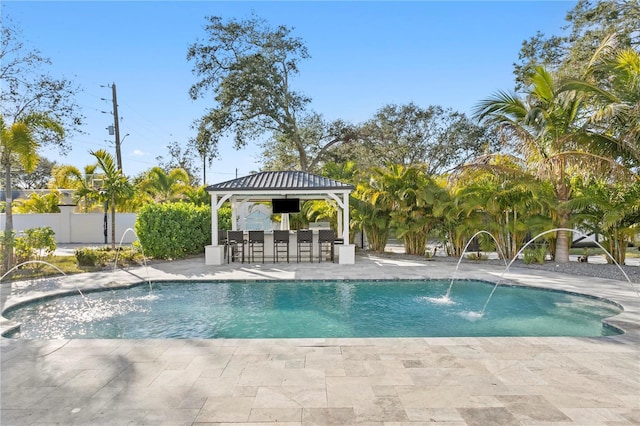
[0,260,94,311]
[430,230,507,305]
[3,279,622,339]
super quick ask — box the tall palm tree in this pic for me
[1,114,63,272]
[75,150,134,249]
[473,66,613,263]
[564,37,640,170]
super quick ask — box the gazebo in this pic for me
[204,171,356,265]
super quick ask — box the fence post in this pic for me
[58,205,75,243]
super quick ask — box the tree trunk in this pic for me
[292,132,309,171]
[365,226,388,252]
[554,178,571,264]
[2,161,14,273]
[611,228,626,265]
[554,217,571,264]
[110,199,116,250]
[511,209,518,259]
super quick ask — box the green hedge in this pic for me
[135,202,212,259]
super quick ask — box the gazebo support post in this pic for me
[337,191,355,264]
[205,193,231,265]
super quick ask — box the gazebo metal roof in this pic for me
[206,171,354,192]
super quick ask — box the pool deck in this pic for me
[1,253,639,425]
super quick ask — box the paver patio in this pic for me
[1,253,639,425]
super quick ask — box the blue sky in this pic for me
[3,1,575,184]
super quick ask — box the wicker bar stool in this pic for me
[248,230,265,263]
[226,230,246,263]
[318,229,336,262]
[296,229,313,262]
[273,230,290,263]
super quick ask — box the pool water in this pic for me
[4,279,622,339]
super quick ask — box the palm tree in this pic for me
[375,165,441,256]
[13,191,61,213]
[75,150,134,249]
[431,185,468,257]
[50,164,100,212]
[350,195,391,252]
[1,114,63,272]
[183,185,210,206]
[316,161,361,243]
[564,37,640,169]
[569,177,640,264]
[137,167,191,203]
[351,168,395,252]
[450,154,555,259]
[321,161,359,184]
[473,66,614,263]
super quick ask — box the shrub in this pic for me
[75,246,143,267]
[14,227,57,264]
[75,248,101,267]
[466,252,488,261]
[523,245,547,264]
[218,205,232,230]
[135,202,212,259]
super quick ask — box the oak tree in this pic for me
[188,14,353,172]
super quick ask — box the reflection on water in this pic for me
[5,279,622,339]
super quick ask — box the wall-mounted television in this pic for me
[272,198,300,214]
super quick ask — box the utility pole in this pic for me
[111,83,123,171]
[202,154,207,185]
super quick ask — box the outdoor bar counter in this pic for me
[225,229,340,263]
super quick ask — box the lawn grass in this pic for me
[1,247,147,282]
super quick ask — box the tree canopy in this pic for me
[513,0,640,90]
[353,103,498,174]
[188,14,354,171]
[1,18,83,152]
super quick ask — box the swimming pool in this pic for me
[3,279,622,339]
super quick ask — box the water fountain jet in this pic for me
[113,227,152,292]
[426,230,508,305]
[1,260,93,310]
[479,228,638,317]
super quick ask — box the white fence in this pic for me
[0,206,138,244]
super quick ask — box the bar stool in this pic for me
[248,230,265,263]
[297,229,313,262]
[318,229,336,262]
[226,230,246,263]
[218,229,228,260]
[273,230,290,263]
